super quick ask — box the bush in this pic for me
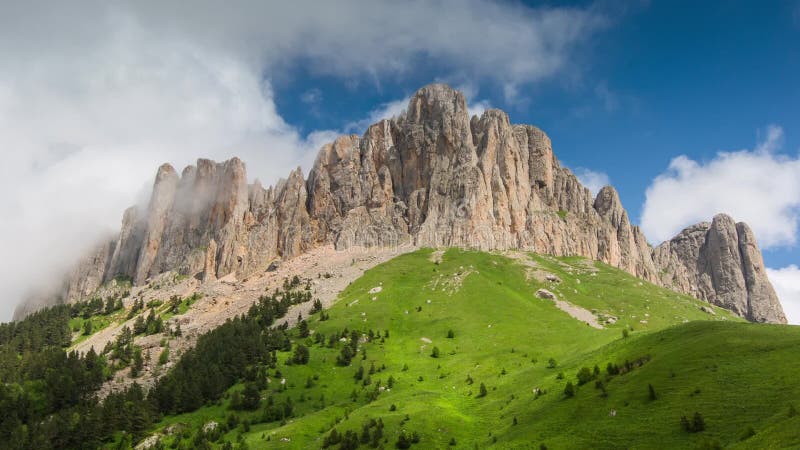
[547,358,557,368]
[478,383,488,398]
[337,346,354,366]
[576,367,593,385]
[292,344,310,365]
[648,383,657,400]
[430,347,440,358]
[681,412,706,433]
[622,328,629,338]
[447,329,455,338]
[395,432,411,449]
[564,381,575,398]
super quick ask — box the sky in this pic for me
[0,0,798,322]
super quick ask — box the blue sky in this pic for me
[0,1,798,321]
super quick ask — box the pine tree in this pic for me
[298,320,309,338]
[241,383,261,410]
[292,344,310,365]
[130,346,144,378]
[83,320,93,336]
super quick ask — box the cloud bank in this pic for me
[767,266,800,325]
[0,1,603,320]
[641,126,800,248]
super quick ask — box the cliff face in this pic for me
[27,84,785,323]
[653,215,786,323]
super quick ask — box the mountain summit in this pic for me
[21,84,785,323]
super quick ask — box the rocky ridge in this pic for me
[18,84,786,323]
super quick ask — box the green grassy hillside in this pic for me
[149,249,800,449]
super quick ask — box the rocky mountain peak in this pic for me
[653,213,785,323]
[22,84,786,324]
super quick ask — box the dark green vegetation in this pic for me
[2,249,799,449]
[0,284,308,449]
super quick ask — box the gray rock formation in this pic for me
[15,84,786,323]
[653,214,785,323]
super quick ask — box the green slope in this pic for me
[151,249,800,449]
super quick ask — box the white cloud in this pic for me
[767,265,800,325]
[574,168,611,196]
[0,1,603,320]
[641,126,800,247]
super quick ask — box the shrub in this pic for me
[447,329,455,338]
[478,383,488,398]
[576,367,593,385]
[681,412,706,433]
[431,347,440,358]
[240,383,261,410]
[292,344,310,365]
[622,328,629,338]
[337,346,354,366]
[693,412,706,432]
[395,432,411,449]
[648,383,657,400]
[564,381,575,398]
[547,358,557,368]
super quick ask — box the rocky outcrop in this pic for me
[653,214,786,323]
[19,84,786,323]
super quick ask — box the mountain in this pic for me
[15,84,785,323]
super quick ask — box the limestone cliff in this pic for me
[18,84,786,323]
[653,214,785,323]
